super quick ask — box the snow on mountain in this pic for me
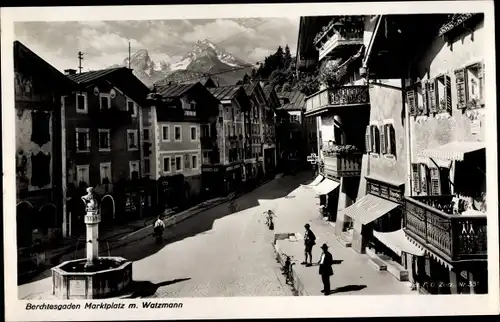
[110,39,252,86]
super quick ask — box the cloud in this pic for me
[14,17,300,71]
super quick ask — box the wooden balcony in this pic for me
[323,151,362,178]
[315,27,364,61]
[305,85,369,116]
[403,195,487,262]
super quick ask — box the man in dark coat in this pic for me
[318,243,334,295]
[302,223,316,266]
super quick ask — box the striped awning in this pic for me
[313,178,340,195]
[301,174,324,188]
[405,234,453,270]
[419,141,485,162]
[373,229,424,257]
[340,194,399,225]
[416,157,452,168]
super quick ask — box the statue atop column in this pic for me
[81,187,99,214]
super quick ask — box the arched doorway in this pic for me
[100,194,115,225]
[17,201,34,247]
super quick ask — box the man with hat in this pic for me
[318,243,334,295]
[302,223,316,267]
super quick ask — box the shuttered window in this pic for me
[380,125,387,154]
[436,74,452,114]
[411,163,421,193]
[406,88,416,116]
[428,80,437,113]
[371,125,380,154]
[429,167,441,196]
[455,68,467,109]
[365,125,372,153]
[386,124,396,156]
[420,164,428,195]
[422,81,429,115]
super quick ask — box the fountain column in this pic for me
[81,187,101,268]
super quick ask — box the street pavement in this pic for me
[19,173,310,299]
[273,183,416,296]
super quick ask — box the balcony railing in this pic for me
[404,196,487,262]
[323,150,362,178]
[305,85,369,115]
[315,28,364,61]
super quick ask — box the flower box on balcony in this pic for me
[323,145,362,178]
[403,195,487,262]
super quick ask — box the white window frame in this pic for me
[75,128,91,153]
[175,156,183,172]
[161,125,170,142]
[127,129,139,151]
[189,100,197,110]
[76,164,90,186]
[162,156,171,174]
[99,162,112,185]
[99,93,111,110]
[98,129,111,152]
[126,99,137,117]
[129,160,140,179]
[174,125,182,142]
[190,125,197,142]
[76,93,88,114]
[143,157,150,175]
[192,154,198,170]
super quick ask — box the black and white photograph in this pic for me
[2,1,498,321]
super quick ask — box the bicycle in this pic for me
[281,253,296,286]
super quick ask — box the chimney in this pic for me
[64,69,77,75]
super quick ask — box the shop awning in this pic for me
[313,178,340,195]
[419,141,485,162]
[301,174,324,187]
[405,234,454,270]
[373,229,425,257]
[340,194,399,225]
[416,156,452,168]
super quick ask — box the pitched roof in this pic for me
[208,85,242,101]
[156,83,197,98]
[277,90,306,111]
[67,67,125,84]
[242,83,258,96]
[14,41,75,91]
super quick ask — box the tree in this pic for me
[284,45,292,69]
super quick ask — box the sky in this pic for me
[14,18,299,72]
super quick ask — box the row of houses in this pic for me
[14,40,318,250]
[296,14,487,294]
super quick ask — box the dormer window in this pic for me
[189,101,197,110]
[100,94,111,110]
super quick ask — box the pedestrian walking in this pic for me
[318,243,334,295]
[302,223,316,267]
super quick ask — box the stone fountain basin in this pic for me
[51,257,132,299]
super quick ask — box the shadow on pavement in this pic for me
[20,170,314,285]
[330,284,367,294]
[125,278,191,298]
